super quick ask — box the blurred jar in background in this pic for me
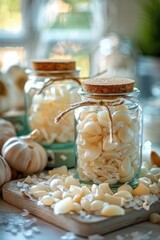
[25,59,80,169]
[136,57,160,100]
[0,65,28,137]
[143,83,160,145]
[143,99,160,145]
[92,33,136,80]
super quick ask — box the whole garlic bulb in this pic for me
[0,72,12,113]
[0,155,12,187]
[2,129,47,175]
[0,118,16,153]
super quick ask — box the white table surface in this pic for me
[0,195,160,240]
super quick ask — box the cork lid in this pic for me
[82,78,135,94]
[32,59,76,71]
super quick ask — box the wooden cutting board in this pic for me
[2,180,160,237]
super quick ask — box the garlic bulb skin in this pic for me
[0,118,16,153]
[2,134,47,175]
[6,65,28,110]
[0,155,12,187]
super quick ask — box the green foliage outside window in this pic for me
[138,0,160,56]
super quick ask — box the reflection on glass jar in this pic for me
[74,78,142,188]
[24,60,80,168]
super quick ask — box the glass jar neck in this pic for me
[26,69,80,78]
[78,88,140,110]
[78,88,140,99]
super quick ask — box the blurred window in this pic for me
[0,0,29,70]
[0,0,22,33]
[0,47,26,71]
[0,0,107,75]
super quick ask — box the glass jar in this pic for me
[92,33,136,80]
[24,60,80,168]
[74,78,142,187]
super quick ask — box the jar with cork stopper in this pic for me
[24,59,81,168]
[73,78,143,187]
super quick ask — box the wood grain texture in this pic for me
[2,180,160,237]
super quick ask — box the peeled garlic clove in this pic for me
[118,157,132,178]
[133,182,150,196]
[150,167,160,175]
[141,165,149,177]
[37,182,50,192]
[48,166,68,176]
[113,110,131,126]
[50,190,62,199]
[73,194,82,203]
[118,184,133,194]
[138,177,152,187]
[104,193,125,207]
[102,150,119,159]
[82,121,102,135]
[65,176,80,188]
[73,202,82,212]
[99,183,114,195]
[113,104,128,112]
[97,111,109,128]
[81,144,102,161]
[31,190,48,199]
[76,138,93,149]
[90,200,104,211]
[81,112,97,122]
[149,183,159,194]
[114,190,133,202]
[119,167,135,183]
[81,185,91,196]
[118,126,133,143]
[101,204,125,217]
[79,110,95,121]
[50,178,64,191]
[80,133,102,143]
[146,172,158,183]
[102,137,118,151]
[40,195,54,206]
[80,197,90,212]
[54,197,74,215]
